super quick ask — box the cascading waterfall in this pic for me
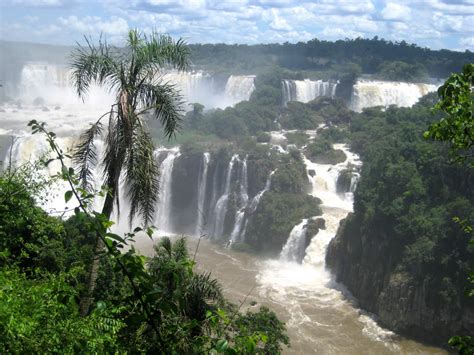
[282,79,338,106]
[18,62,115,108]
[195,152,210,236]
[224,75,256,105]
[230,168,277,243]
[155,148,180,233]
[3,134,81,214]
[162,70,218,109]
[210,154,238,239]
[248,169,276,213]
[350,80,438,112]
[279,219,308,262]
[229,157,249,243]
[274,141,362,265]
[13,63,258,113]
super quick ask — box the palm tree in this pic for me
[71,29,190,315]
[148,237,224,339]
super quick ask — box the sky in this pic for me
[0,0,473,51]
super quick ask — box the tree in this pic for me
[71,29,190,315]
[424,63,474,354]
[424,63,473,166]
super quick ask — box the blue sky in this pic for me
[1,0,473,51]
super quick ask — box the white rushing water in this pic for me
[257,135,404,351]
[195,152,210,236]
[155,148,180,234]
[229,156,249,243]
[162,70,217,109]
[224,75,256,105]
[279,219,308,262]
[210,154,238,239]
[282,79,338,106]
[350,79,438,112]
[158,71,256,109]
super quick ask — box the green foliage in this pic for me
[449,336,474,355]
[376,61,428,82]
[232,306,290,354]
[280,101,322,129]
[285,131,309,147]
[270,153,308,193]
[0,171,66,272]
[424,63,474,166]
[246,192,321,254]
[0,268,123,353]
[189,37,473,79]
[256,131,271,143]
[305,138,346,164]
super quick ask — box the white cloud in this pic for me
[59,16,129,38]
[321,27,363,39]
[268,9,292,31]
[381,2,411,20]
[460,36,474,50]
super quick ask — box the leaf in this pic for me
[64,190,73,203]
[215,339,228,353]
[106,233,125,244]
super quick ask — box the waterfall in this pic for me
[229,210,246,243]
[280,219,308,262]
[210,154,238,239]
[229,157,249,243]
[282,80,297,106]
[350,80,438,112]
[162,70,218,109]
[234,168,276,243]
[239,157,248,205]
[17,62,115,108]
[282,79,338,106]
[224,75,256,105]
[4,134,81,214]
[248,169,276,213]
[195,152,210,236]
[155,149,180,233]
[274,142,361,265]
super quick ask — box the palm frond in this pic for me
[137,82,184,139]
[139,32,190,72]
[157,236,172,257]
[172,237,189,262]
[185,272,224,322]
[70,35,120,99]
[73,121,103,192]
[125,120,160,226]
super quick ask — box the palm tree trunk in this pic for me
[79,191,115,316]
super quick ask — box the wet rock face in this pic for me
[326,214,474,347]
[169,153,201,235]
[336,169,352,194]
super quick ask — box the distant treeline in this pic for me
[189,37,474,81]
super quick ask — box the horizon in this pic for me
[0,1,473,52]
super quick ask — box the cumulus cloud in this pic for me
[381,2,411,20]
[59,16,129,38]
